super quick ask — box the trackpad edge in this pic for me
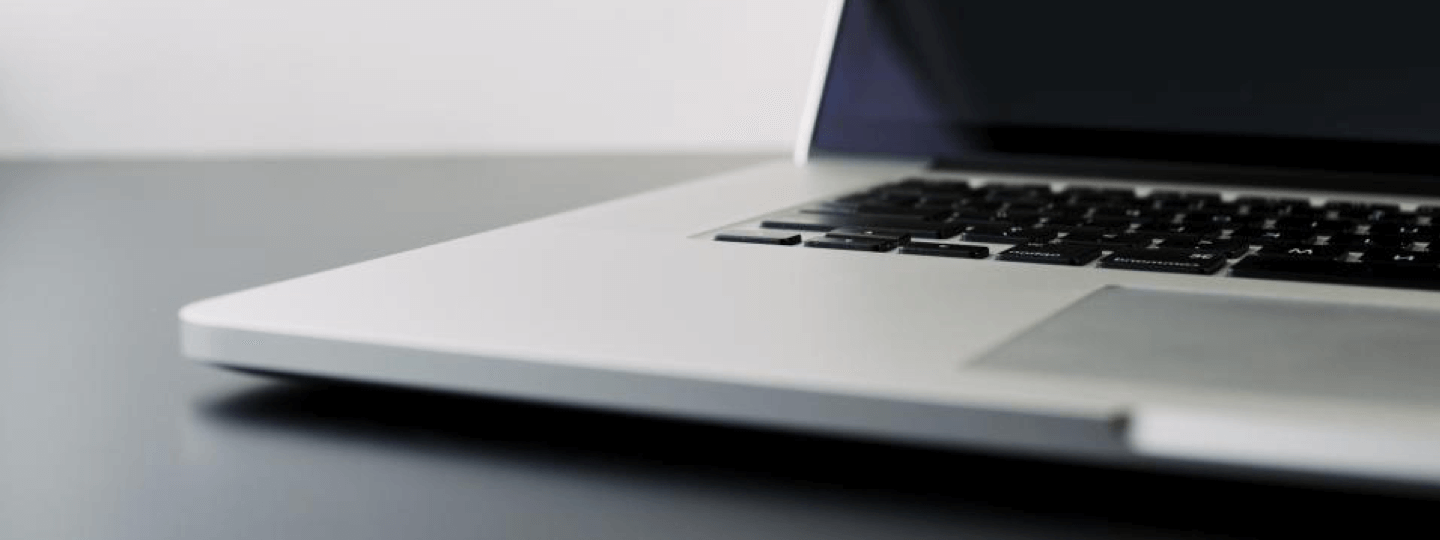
[973,287,1440,407]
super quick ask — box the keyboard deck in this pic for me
[715,177,1440,291]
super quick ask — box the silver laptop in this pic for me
[181,0,1440,492]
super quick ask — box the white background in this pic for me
[0,0,829,158]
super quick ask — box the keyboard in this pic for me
[714,177,1440,291]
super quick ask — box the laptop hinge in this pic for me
[932,157,1440,197]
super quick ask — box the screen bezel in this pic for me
[799,0,1440,196]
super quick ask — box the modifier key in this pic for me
[804,237,896,252]
[898,242,990,259]
[1360,249,1440,266]
[998,244,1103,266]
[1229,228,1316,246]
[1100,248,1227,275]
[714,230,802,246]
[1156,238,1249,258]
[963,225,1057,244]
[1059,230,1151,249]
[760,214,963,238]
[826,227,912,243]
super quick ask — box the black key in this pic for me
[1063,186,1136,197]
[1066,225,1126,235]
[1313,219,1355,234]
[957,219,1018,230]
[1059,231,1151,249]
[812,200,863,212]
[1271,216,1317,231]
[1202,202,1243,214]
[714,230,802,246]
[898,242,990,259]
[1323,233,1374,250]
[1361,263,1440,289]
[1066,192,1139,205]
[949,210,1002,225]
[1184,213,1263,227]
[1004,215,1046,227]
[918,195,967,207]
[1168,222,1223,237]
[1100,248,1227,275]
[1347,210,1403,224]
[1361,249,1440,266]
[801,205,950,221]
[1325,201,1400,213]
[1321,233,1412,250]
[1374,223,1435,239]
[995,205,1048,219]
[1230,256,1362,285]
[963,225,1057,244]
[1278,206,1323,219]
[1040,216,1093,230]
[1365,209,1405,222]
[826,227,912,243]
[916,202,963,213]
[1148,198,1200,212]
[1322,200,1367,211]
[1147,190,1223,203]
[1129,227,1200,243]
[959,200,1007,212]
[1255,244,1345,260]
[997,244,1103,266]
[980,192,1044,204]
[1228,228,1316,245]
[893,178,974,193]
[872,193,920,206]
[1235,255,1440,290]
[1156,238,1250,258]
[1039,206,1090,218]
[1365,222,1403,237]
[1091,206,1158,219]
[1331,207,1381,221]
[1393,212,1426,226]
[871,185,928,198]
[1238,196,1312,213]
[1181,210,1245,225]
[831,192,874,205]
[804,237,896,252]
[980,183,1053,197]
[857,204,951,220]
[1365,235,1413,248]
[1087,215,1154,228]
[997,196,1057,208]
[1128,224,1209,243]
[761,214,963,238]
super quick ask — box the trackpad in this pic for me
[974,287,1440,406]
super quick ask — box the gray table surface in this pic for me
[0,154,1433,539]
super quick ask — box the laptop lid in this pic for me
[802,0,1440,195]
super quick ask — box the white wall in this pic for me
[0,1,829,158]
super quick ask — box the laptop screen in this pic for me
[811,0,1440,180]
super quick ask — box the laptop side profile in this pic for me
[183,0,1440,492]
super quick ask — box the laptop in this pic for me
[181,0,1440,492]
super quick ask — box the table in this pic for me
[0,155,1432,539]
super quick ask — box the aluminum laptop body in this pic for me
[182,0,1440,492]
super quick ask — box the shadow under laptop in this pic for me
[197,376,1437,538]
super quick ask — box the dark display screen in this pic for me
[811,0,1440,181]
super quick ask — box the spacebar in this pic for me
[760,214,961,239]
